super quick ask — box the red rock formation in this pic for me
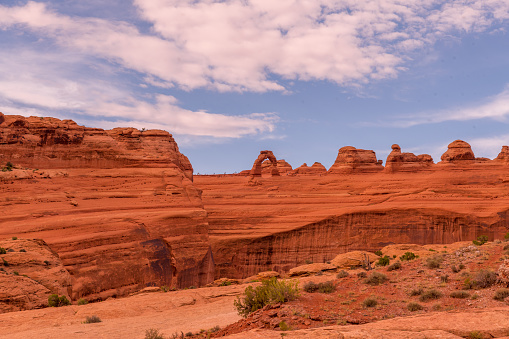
[262,159,292,175]
[495,146,509,163]
[0,113,213,302]
[0,114,193,180]
[328,146,383,174]
[440,140,475,163]
[249,150,280,177]
[384,144,433,173]
[291,162,326,175]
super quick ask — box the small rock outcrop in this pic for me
[328,146,383,174]
[440,140,475,163]
[384,144,433,173]
[291,162,326,175]
[261,159,292,175]
[249,151,280,177]
[495,146,509,163]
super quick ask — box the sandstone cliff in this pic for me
[328,146,384,174]
[384,144,433,173]
[0,113,213,302]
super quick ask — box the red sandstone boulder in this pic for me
[291,162,326,175]
[385,144,433,173]
[440,140,475,163]
[328,147,383,174]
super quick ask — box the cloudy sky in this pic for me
[1,0,509,173]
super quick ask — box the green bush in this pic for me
[303,281,318,293]
[377,255,390,266]
[468,331,483,339]
[419,289,442,302]
[493,288,509,301]
[336,270,349,278]
[362,297,377,308]
[505,232,509,240]
[145,328,165,339]
[303,281,334,293]
[472,235,488,246]
[407,302,423,311]
[374,250,383,256]
[48,294,71,307]
[11,237,17,241]
[450,291,470,299]
[233,278,299,317]
[0,247,6,254]
[77,298,88,305]
[364,272,387,286]
[84,315,101,323]
[279,320,291,331]
[400,252,417,261]
[19,249,26,252]
[387,262,401,271]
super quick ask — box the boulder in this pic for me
[288,263,336,276]
[291,162,326,175]
[385,144,433,173]
[330,251,378,269]
[440,140,475,163]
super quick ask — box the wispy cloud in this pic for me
[386,85,509,127]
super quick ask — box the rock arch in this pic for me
[249,150,280,177]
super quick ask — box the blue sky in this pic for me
[1,1,509,174]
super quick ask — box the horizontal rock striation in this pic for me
[328,146,384,174]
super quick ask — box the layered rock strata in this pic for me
[0,113,213,301]
[384,144,433,173]
[249,150,279,177]
[291,162,327,175]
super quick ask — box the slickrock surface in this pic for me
[195,167,509,279]
[0,113,213,302]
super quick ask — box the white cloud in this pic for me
[470,134,509,159]
[387,85,509,127]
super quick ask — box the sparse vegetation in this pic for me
[234,278,299,317]
[409,287,423,296]
[494,288,509,301]
[364,272,387,286]
[0,247,6,254]
[450,291,470,299]
[374,250,383,256]
[84,315,101,323]
[362,297,378,308]
[407,302,423,311]
[303,281,335,293]
[357,272,367,278]
[279,320,291,331]
[48,294,71,307]
[2,162,13,172]
[419,289,442,302]
[400,252,417,261]
[336,270,349,278]
[440,275,449,283]
[468,331,483,339]
[473,235,488,246]
[77,298,88,305]
[377,255,390,266]
[11,236,17,240]
[387,262,401,271]
[19,249,26,252]
[473,269,497,289]
[145,328,165,339]
[426,255,443,269]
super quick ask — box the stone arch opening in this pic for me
[249,150,280,177]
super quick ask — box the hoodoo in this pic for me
[327,146,383,174]
[384,144,433,173]
[440,140,475,163]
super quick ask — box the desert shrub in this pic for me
[426,256,443,269]
[2,258,8,266]
[374,250,383,256]
[364,272,388,286]
[505,232,509,241]
[13,271,19,276]
[459,264,465,270]
[441,275,449,283]
[468,331,483,339]
[473,269,497,289]
[463,277,475,290]
[407,302,423,311]
[419,289,442,302]
[387,262,402,271]
[234,278,299,317]
[44,260,50,266]
[304,281,335,293]
[0,247,6,254]
[451,265,459,273]
[188,286,196,289]
[493,288,509,301]
[11,237,17,240]
[400,252,417,261]
[48,294,71,307]
[160,285,170,292]
[336,270,349,278]
[377,255,390,266]
[7,249,14,252]
[279,320,291,331]
[473,235,488,246]
[145,328,165,339]
[185,332,193,337]
[357,272,367,278]
[450,291,470,299]
[409,287,424,296]
[19,249,26,252]
[77,298,88,305]
[84,315,101,323]
[305,259,312,264]
[362,297,377,308]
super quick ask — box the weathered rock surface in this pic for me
[0,238,71,313]
[440,140,475,163]
[384,144,433,173]
[328,146,383,174]
[0,113,213,303]
[330,251,378,269]
[262,159,292,175]
[288,263,336,276]
[496,146,509,163]
[250,150,280,177]
[291,162,327,175]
